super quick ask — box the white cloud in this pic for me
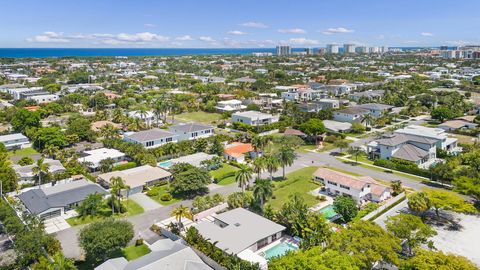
[288,38,319,45]
[199,36,216,43]
[227,30,248,36]
[116,32,169,42]
[421,32,434,37]
[240,21,268,28]
[321,27,354,35]
[175,35,193,41]
[144,23,156,28]
[26,31,70,43]
[278,28,306,34]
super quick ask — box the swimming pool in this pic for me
[318,205,338,219]
[158,160,173,169]
[264,242,299,260]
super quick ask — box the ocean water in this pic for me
[0,48,286,58]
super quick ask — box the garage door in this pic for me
[40,209,61,219]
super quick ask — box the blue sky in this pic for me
[1,0,479,48]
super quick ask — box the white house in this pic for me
[215,99,246,112]
[127,110,156,127]
[0,133,30,150]
[168,123,214,141]
[124,128,178,149]
[333,107,370,123]
[313,168,391,203]
[231,111,278,126]
[78,148,127,170]
[394,125,459,153]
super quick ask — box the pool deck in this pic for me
[309,189,334,212]
[255,236,299,259]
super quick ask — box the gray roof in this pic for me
[18,179,107,214]
[335,107,370,115]
[125,128,176,143]
[169,123,213,133]
[13,159,65,178]
[95,239,211,270]
[376,133,438,147]
[358,103,394,111]
[0,133,28,142]
[350,90,385,98]
[195,208,285,254]
[392,144,429,162]
[323,120,352,132]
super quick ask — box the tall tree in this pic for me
[253,179,273,209]
[332,195,358,223]
[264,154,280,180]
[235,164,253,192]
[171,205,192,230]
[109,176,126,214]
[299,118,326,145]
[252,156,266,179]
[277,147,296,179]
[32,158,50,187]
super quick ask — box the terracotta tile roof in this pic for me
[224,142,254,156]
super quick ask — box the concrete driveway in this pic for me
[44,216,71,234]
[130,193,162,212]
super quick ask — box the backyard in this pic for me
[66,199,144,226]
[77,244,151,270]
[8,147,39,162]
[209,163,239,186]
[146,185,182,206]
[267,166,320,210]
[176,111,223,124]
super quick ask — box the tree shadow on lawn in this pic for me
[423,211,464,231]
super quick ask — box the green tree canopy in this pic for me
[333,195,358,223]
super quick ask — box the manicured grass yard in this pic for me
[176,111,223,124]
[66,199,144,226]
[450,134,477,145]
[8,147,39,158]
[297,144,317,153]
[268,166,320,210]
[210,163,239,186]
[146,185,182,206]
[122,244,151,261]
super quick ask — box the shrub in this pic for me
[373,159,430,178]
[135,238,144,246]
[161,193,173,201]
[146,189,159,197]
[323,135,338,143]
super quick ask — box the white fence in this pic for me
[362,192,406,221]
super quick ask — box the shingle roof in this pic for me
[97,165,171,189]
[169,123,213,133]
[125,128,176,143]
[18,179,107,214]
[392,144,429,162]
[376,133,437,147]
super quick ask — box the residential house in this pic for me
[168,123,214,141]
[323,120,352,133]
[97,165,171,196]
[333,107,370,123]
[0,133,30,150]
[224,142,255,163]
[394,125,459,153]
[127,110,156,127]
[313,168,391,203]
[18,179,108,219]
[194,208,285,265]
[349,90,385,102]
[91,120,122,132]
[78,148,127,170]
[95,238,212,270]
[357,103,394,118]
[437,120,478,131]
[231,111,278,126]
[124,128,178,149]
[13,159,66,184]
[298,99,339,112]
[215,99,246,112]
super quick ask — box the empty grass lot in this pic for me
[267,166,320,210]
[146,185,182,206]
[176,111,223,124]
[209,163,239,186]
[66,199,144,226]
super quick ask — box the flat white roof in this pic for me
[0,133,28,142]
[79,148,125,166]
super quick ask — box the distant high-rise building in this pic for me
[356,46,368,54]
[440,46,449,50]
[369,47,380,53]
[380,46,389,53]
[305,48,314,55]
[317,48,326,55]
[343,43,356,54]
[326,44,339,54]
[276,45,291,56]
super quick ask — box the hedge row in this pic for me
[373,159,430,178]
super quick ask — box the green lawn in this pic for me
[8,147,39,158]
[325,166,363,177]
[122,244,151,261]
[297,144,317,153]
[66,199,144,226]
[176,111,223,124]
[210,163,239,186]
[146,185,182,206]
[267,166,320,210]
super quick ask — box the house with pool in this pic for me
[194,208,296,269]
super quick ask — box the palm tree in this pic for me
[137,107,150,128]
[164,142,179,157]
[264,154,280,181]
[234,164,253,192]
[252,156,266,179]
[347,146,362,164]
[109,176,125,214]
[361,114,375,129]
[32,158,50,188]
[251,135,267,156]
[171,205,192,231]
[100,124,120,140]
[42,145,58,159]
[52,252,76,270]
[253,179,273,209]
[99,157,115,173]
[112,108,124,123]
[277,148,296,179]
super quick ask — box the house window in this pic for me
[327,181,337,186]
[340,184,350,190]
[205,129,211,134]
[166,137,173,142]
[257,237,269,249]
[192,132,198,137]
[146,141,154,147]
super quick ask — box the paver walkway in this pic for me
[130,193,162,211]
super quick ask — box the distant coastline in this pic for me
[0,47,434,58]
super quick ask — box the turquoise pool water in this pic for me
[264,242,299,260]
[158,160,173,169]
[318,205,338,219]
